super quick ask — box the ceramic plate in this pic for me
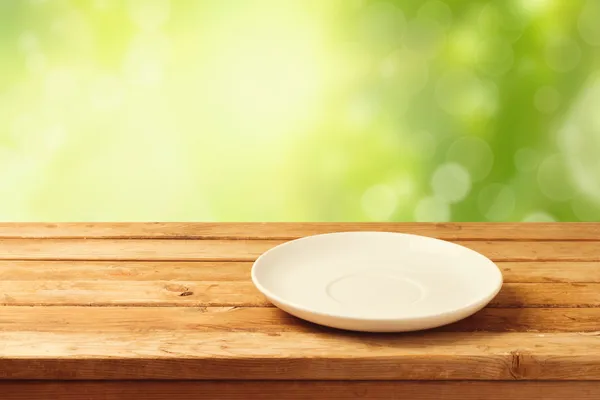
[251,232,503,332]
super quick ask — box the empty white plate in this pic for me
[251,232,503,332]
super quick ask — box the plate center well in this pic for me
[325,272,425,309]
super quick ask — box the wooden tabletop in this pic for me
[1,222,600,399]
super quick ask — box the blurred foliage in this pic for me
[0,0,599,221]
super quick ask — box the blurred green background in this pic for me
[0,0,599,222]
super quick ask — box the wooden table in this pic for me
[1,223,600,399]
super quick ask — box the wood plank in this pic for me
[0,306,598,333]
[442,307,600,332]
[1,281,598,307]
[0,261,252,281]
[498,262,600,283]
[1,260,599,283]
[1,239,600,261]
[0,238,278,261]
[490,283,600,308]
[2,381,600,400]
[0,222,598,240]
[0,281,269,307]
[1,332,600,380]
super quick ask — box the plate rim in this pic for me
[251,231,504,323]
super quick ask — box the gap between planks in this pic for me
[0,281,598,308]
[1,239,600,261]
[1,306,599,333]
[1,260,599,282]
[0,222,598,241]
[2,381,600,400]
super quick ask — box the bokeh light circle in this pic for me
[431,162,471,203]
[478,183,516,221]
[558,76,600,204]
[379,48,428,95]
[537,154,576,202]
[415,130,437,160]
[572,196,600,221]
[405,16,445,59]
[522,211,555,222]
[415,196,450,222]
[18,32,39,53]
[478,2,526,43]
[435,69,498,117]
[361,183,398,221]
[359,1,405,51]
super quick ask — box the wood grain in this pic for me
[1,260,599,282]
[498,262,600,282]
[0,238,278,261]
[490,283,600,307]
[1,332,600,380]
[1,223,599,384]
[0,306,598,333]
[0,281,269,307]
[3,381,600,400]
[1,239,600,261]
[0,261,252,281]
[1,281,598,307]
[0,222,598,240]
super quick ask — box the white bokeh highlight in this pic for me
[478,183,516,221]
[436,69,498,117]
[537,154,575,202]
[362,183,398,221]
[431,162,471,203]
[415,196,450,222]
[572,196,600,221]
[558,75,600,204]
[360,1,405,50]
[523,211,555,222]
[405,15,445,59]
[415,130,437,160]
[379,48,429,95]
